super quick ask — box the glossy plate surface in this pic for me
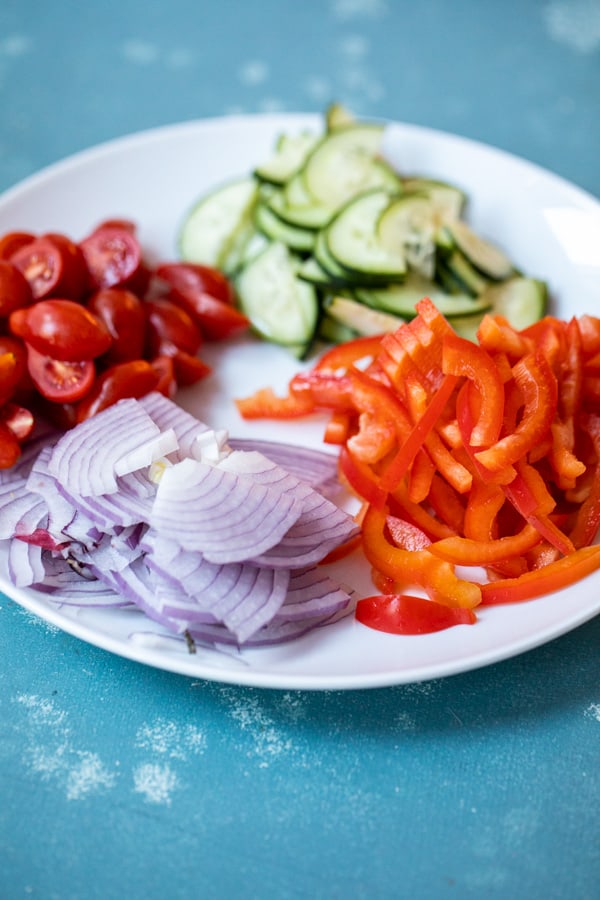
[1,113,599,689]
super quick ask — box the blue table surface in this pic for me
[1,1,599,898]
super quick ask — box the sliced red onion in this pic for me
[0,479,38,540]
[1,394,358,647]
[139,391,211,460]
[150,457,303,563]
[48,398,162,496]
[273,567,354,622]
[8,531,46,588]
[228,437,341,496]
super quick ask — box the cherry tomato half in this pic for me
[0,231,35,261]
[156,262,236,306]
[75,359,160,422]
[0,336,32,397]
[79,224,144,291]
[150,355,177,398]
[144,297,202,357]
[0,350,21,407]
[0,420,21,469]
[43,232,88,299]
[0,261,33,317]
[11,235,88,301]
[10,299,113,361]
[0,402,35,442]
[86,288,146,364]
[165,346,211,386]
[168,288,249,341]
[26,345,96,403]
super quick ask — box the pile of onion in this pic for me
[0,393,358,646]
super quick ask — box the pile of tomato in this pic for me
[0,220,249,468]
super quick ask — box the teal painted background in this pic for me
[0,2,599,898]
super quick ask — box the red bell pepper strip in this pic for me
[442,332,505,447]
[429,522,541,565]
[356,593,477,635]
[314,333,385,373]
[235,386,315,419]
[480,544,600,605]
[361,503,481,609]
[475,351,558,474]
[379,372,460,492]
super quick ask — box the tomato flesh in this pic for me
[80,225,144,290]
[26,345,96,402]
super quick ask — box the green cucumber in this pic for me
[235,241,319,347]
[401,178,467,221]
[443,219,514,280]
[481,277,548,329]
[254,198,316,252]
[268,184,332,230]
[355,274,492,318]
[377,193,441,279]
[324,189,406,280]
[302,123,400,210]
[179,177,258,272]
[439,249,489,297]
[324,295,405,337]
[254,131,318,185]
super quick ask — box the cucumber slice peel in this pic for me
[179,177,258,272]
[235,242,318,347]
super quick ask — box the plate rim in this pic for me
[1,111,599,690]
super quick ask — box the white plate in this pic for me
[1,113,599,690]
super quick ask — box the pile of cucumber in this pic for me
[178,105,548,357]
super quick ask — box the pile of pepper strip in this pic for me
[236,298,600,632]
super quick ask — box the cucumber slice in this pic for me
[355,274,492,318]
[313,230,357,285]
[481,277,548,329]
[302,124,400,209]
[444,219,514,280]
[296,255,339,288]
[440,249,489,297]
[254,131,318,185]
[447,312,487,342]
[235,242,318,347]
[254,199,316,252]
[325,189,407,280]
[325,102,356,131]
[269,185,332,230]
[401,178,467,221]
[377,193,441,279]
[179,177,258,270]
[324,295,405,337]
[318,313,359,344]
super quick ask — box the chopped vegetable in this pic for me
[179,105,548,356]
[237,300,600,631]
[0,393,358,646]
[0,221,248,470]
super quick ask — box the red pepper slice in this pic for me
[442,332,505,447]
[356,593,477,635]
[480,544,600,605]
[361,503,481,609]
[475,352,558,474]
[235,386,315,419]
